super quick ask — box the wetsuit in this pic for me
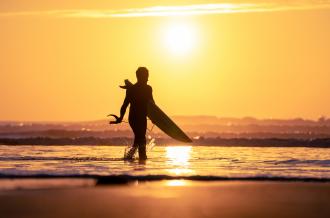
[123,82,153,159]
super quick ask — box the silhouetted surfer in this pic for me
[111,67,154,160]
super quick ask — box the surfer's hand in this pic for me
[108,114,122,125]
[109,118,122,124]
[117,117,123,123]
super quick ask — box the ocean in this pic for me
[0,145,329,179]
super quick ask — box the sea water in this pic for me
[0,145,329,178]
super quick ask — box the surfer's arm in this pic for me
[149,86,155,104]
[150,94,155,104]
[119,96,129,122]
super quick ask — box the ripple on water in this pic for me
[0,145,329,178]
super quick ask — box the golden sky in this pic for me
[1,0,330,121]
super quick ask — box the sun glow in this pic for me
[163,23,197,55]
[166,146,192,166]
[166,146,194,175]
[166,180,188,186]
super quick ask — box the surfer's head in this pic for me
[136,67,149,84]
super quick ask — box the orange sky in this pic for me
[1,1,330,121]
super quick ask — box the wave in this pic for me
[266,159,330,165]
[2,137,330,147]
[2,156,330,166]
[0,174,330,184]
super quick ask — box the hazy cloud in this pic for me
[1,1,330,18]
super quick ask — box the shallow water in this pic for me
[0,145,329,178]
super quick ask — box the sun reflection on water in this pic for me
[166,146,194,175]
[165,180,188,186]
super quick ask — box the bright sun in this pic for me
[163,23,196,55]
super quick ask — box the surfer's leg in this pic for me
[129,117,147,160]
[137,135,147,160]
[130,119,147,160]
[137,119,147,160]
[125,121,139,160]
[131,128,147,160]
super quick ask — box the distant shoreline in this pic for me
[1,137,330,147]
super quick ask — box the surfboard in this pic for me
[121,80,192,143]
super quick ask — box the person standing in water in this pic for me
[111,67,154,160]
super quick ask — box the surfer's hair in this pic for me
[136,67,149,81]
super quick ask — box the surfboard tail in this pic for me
[147,102,192,143]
